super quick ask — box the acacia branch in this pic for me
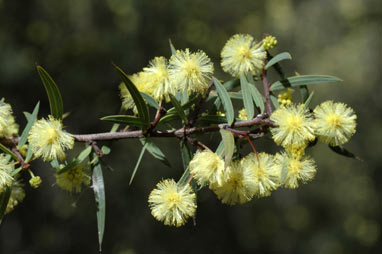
[73,114,274,142]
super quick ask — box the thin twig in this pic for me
[73,115,274,142]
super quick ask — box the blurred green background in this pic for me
[0,0,380,253]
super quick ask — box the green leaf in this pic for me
[169,38,177,55]
[0,186,11,225]
[113,64,150,128]
[0,143,17,161]
[213,77,234,125]
[329,145,363,161]
[18,102,40,148]
[223,78,240,91]
[304,91,315,109]
[101,115,148,128]
[140,138,171,167]
[247,72,265,113]
[265,52,292,70]
[270,75,342,91]
[57,146,92,174]
[36,65,64,119]
[220,129,234,168]
[215,140,225,157]
[167,95,200,114]
[24,144,34,163]
[179,141,193,170]
[240,74,255,120]
[157,113,179,126]
[197,115,227,124]
[141,92,160,110]
[300,85,309,103]
[101,146,111,155]
[270,93,280,109]
[129,144,147,185]
[169,94,188,124]
[91,156,106,252]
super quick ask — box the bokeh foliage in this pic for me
[0,0,380,253]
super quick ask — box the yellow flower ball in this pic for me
[314,101,357,146]
[28,116,74,161]
[221,34,266,77]
[169,49,214,95]
[148,179,196,227]
[270,104,316,147]
[189,150,225,187]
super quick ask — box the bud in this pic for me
[29,176,42,189]
[263,35,278,50]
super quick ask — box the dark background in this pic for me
[0,0,381,253]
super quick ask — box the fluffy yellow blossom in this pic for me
[189,150,225,187]
[143,56,176,102]
[169,49,214,94]
[270,104,316,147]
[262,35,278,50]
[5,181,25,214]
[55,165,90,192]
[273,152,317,189]
[211,161,255,205]
[0,99,19,137]
[28,116,74,161]
[148,179,196,227]
[221,34,266,77]
[314,101,357,146]
[277,88,294,106]
[241,152,280,197]
[0,154,14,190]
[238,108,248,120]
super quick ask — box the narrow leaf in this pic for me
[140,138,171,167]
[270,93,280,109]
[220,129,234,167]
[270,75,342,91]
[304,91,315,109]
[101,115,148,128]
[57,146,92,174]
[169,39,177,55]
[300,85,309,103]
[0,143,18,161]
[329,145,363,161]
[265,52,292,70]
[18,102,40,148]
[240,74,255,119]
[0,186,11,225]
[141,92,160,110]
[247,72,265,113]
[129,144,147,185]
[213,77,234,125]
[114,65,150,128]
[169,94,188,124]
[92,157,106,252]
[223,78,240,91]
[179,141,193,170]
[158,113,179,126]
[36,65,64,119]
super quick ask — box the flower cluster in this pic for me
[148,179,197,227]
[55,164,91,193]
[28,116,74,161]
[221,34,266,77]
[271,102,357,147]
[120,49,214,111]
[0,99,18,138]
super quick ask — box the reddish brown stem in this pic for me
[246,135,260,167]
